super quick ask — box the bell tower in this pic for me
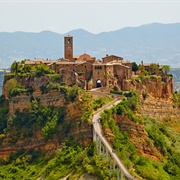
[64,35,73,61]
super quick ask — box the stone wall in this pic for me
[9,90,65,115]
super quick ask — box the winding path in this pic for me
[92,98,136,180]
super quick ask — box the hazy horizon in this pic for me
[0,22,180,35]
[0,1,180,34]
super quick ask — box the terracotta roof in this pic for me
[73,55,80,59]
[55,61,82,65]
[75,61,92,66]
[33,58,44,62]
[25,60,42,65]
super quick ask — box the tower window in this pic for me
[68,38,70,44]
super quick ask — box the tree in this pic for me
[132,62,139,72]
[139,65,145,71]
[150,63,159,75]
[162,65,170,74]
[10,61,18,73]
[34,64,55,77]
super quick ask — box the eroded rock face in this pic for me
[141,99,180,119]
[9,90,65,115]
[123,76,173,100]
[103,113,161,161]
[1,82,93,159]
[113,114,161,161]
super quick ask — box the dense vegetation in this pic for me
[2,61,60,99]
[0,95,9,144]
[0,90,116,179]
[0,143,115,179]
[0,84,95,144]
[100,91,180,179]
[0,59,180,179]
[1,86,180,179]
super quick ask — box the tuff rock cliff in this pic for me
[0,75,93,159]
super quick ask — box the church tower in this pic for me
[64,35,73,61]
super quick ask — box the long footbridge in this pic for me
[92,99,136,180]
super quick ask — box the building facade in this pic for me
[24,35,132,90]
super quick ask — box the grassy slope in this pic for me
[0,94,115,180]
[1,86,180,179]
[100,91,180,180]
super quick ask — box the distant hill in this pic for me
[0,23,180,68]
[0,72,6,95]
[170,68,180,92]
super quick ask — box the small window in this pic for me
[67,38,70,44]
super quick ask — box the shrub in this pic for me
[146,125,167,155]
[40,82,61,94]
[142,92,148,100]
[9,87,27,98]
[138,74,145,82]
[33,64,55,77]
[46,74,60,82]
[92,98,105,110]
[42,114,58,141]
[3,78,19,97]
[173,91,180,108]
[124,90,140,111]
[110,90,123,95]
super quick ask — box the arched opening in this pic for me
[96,79,102,88]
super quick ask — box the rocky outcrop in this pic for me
[113,114,161,160]
[122,75,179,119]
[9,90,65,115]
[123,75,173,100]
[1,81,93,159]
[141,99,180,119]
[0,116,93,160]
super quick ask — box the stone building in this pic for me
[24,35,132,90]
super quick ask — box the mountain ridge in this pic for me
[0,22,180,68]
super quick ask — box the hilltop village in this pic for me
[24,35,132,91]
[1,35,180,180]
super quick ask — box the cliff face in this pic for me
[122,75,178,119]
[141,99,180,119]
[9,90,65,115]
[104,113,161,161]
[1,77,93,159]
[123,75,173,100]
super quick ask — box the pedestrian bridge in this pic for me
[92,99,136,180]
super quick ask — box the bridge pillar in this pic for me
[96,134,99,153]
[109,158,112,177]
[99,139,102,154]
[102,144,105,161]
[93,128,96,142]
[117,167,120,180]
[120,170,124,180]
[113,161,116,171]
[106,147,109,161]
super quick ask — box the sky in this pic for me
[0,0,180,34]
